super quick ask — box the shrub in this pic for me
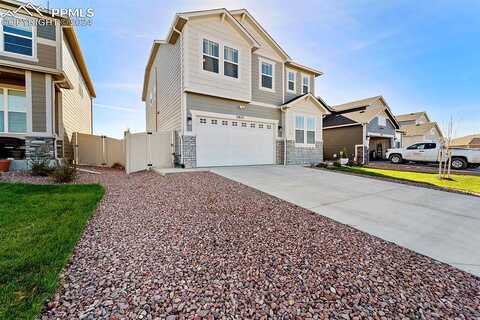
[333,160,342,168]
[51,162,78,183]
[111,162,125,170]
[316,162,328,168]
[30,158,54,176]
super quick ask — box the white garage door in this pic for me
[196,116,275,167]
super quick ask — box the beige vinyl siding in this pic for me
[285,67,315,101]
[186,92,281,122]
[183,16,252,102]
[284,98,325,142]
[147,40,182,132]
[31,72,46,132]
[60,32,92,157]
[0,44,57,69]
[233,15,283,61]
[252,54,283,105]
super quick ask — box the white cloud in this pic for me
[94,103,141,113]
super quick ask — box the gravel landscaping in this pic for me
[31,168,479,319]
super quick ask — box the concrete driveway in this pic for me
[211,165,480,276]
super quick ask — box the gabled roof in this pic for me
[281,93,331,114]
[286,61,323,76]
[230,9,290,61]
[396,111,430,123]
[402,122,443,138]
[169,8,260,48]
[141,40,165,101]
[326,95,400,129]
[450,134,480,146]
[333,95,383,112]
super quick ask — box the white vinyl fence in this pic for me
[124,131,174,174]
[74,132,125,167]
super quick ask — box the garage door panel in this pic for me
[196,117,274,167]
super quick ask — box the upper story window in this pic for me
[260,60,274,91]
[224,46,238,78]
[295,115,316,145]
[302,75,310,94]
[287,70,296,92]
[377,115,386,127]
[2,18,34,57]
[202,39,219,73]
[0,88,27,133]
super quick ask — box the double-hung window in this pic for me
[302,75,310,94]
[224,46,238,78]
[287,70,295,92]
[295,116,305,144]
[0,88,27,133]
[295,115,316,145]
[260,61,273,90]
[202,39,219,73]
[2,17,34,57]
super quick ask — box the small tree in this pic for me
[439,116,454,180]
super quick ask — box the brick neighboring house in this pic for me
[0,0,95,169]
[142,8,330,168]
[323,96,400,163]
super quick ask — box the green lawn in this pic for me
[334,166,480,194]
[0,183,104,320]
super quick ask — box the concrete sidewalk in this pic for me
[212,165,480,276]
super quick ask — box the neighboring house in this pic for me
[450,134,480,149]
[396,111,430,126]
[142,8,330,168]
[323,96,400,163]
[0,0,95,168]
[396,112,443,147]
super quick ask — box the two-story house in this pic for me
[0,0,95,169]
[395,111,443,147]
[142,8,330,168]
[323,96,400,163]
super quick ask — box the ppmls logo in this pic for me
[0,2,44,18]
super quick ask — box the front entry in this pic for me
[195,116,275,167]
[369,137,392,160]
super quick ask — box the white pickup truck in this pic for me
[386,142,480,169]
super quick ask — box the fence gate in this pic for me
[74,132,125,167]
[124,131,174,174]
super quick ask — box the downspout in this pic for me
[281,106,288,166]
[154,67,158,132]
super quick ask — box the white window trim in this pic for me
[200,37,240,81]
[301,74,310,94]
[201,38,220,74]
[0,15,38,62]
[294,113,316,147]
[258,57,275,92]
[377,115,387,127]
[0,86,27,134]
[286,69,296,93]
[223,45,239,79]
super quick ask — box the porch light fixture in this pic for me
[187,115,192,127]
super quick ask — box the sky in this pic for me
[34,0,480,139]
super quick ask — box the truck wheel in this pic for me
[389,154,403,164]
[451,157,467,170]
